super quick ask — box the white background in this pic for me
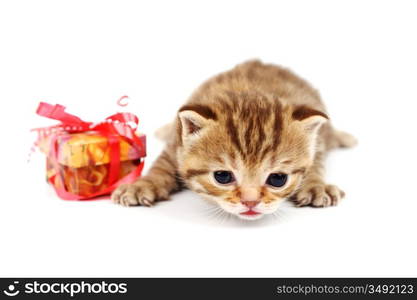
[1,0,416,277]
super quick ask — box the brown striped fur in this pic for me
[112,60,356,220]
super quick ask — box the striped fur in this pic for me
[112,60,356,220]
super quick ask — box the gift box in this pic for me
[34,102,145,200]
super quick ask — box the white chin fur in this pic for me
[201,195,280,221]
[219,204,267,221]
[218,202,281,221]
[236,213,265,221]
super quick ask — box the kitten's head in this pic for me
[177,92,328,220]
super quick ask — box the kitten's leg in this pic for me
[334,130,357,148]
[154,121,175,142]
[112,149,182,206]
[292,150,345,207]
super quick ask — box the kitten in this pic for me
[112,60,356,220]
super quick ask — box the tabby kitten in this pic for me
[112,60,356,220]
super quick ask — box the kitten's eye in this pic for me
[213,171,235,184]
[266,173,288,187]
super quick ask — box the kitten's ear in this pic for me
[292,105,329,133]
[178,104,217,140]
[292,105,328,158]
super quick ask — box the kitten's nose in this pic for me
[240,187,260,208]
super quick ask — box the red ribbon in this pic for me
[35,102,145,200]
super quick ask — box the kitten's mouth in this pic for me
[240,209,261,216]
[238,209,263,220]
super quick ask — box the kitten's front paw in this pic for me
[293,183,345,207]
[111,180,156,207]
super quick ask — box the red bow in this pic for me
[35,102,145,200]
